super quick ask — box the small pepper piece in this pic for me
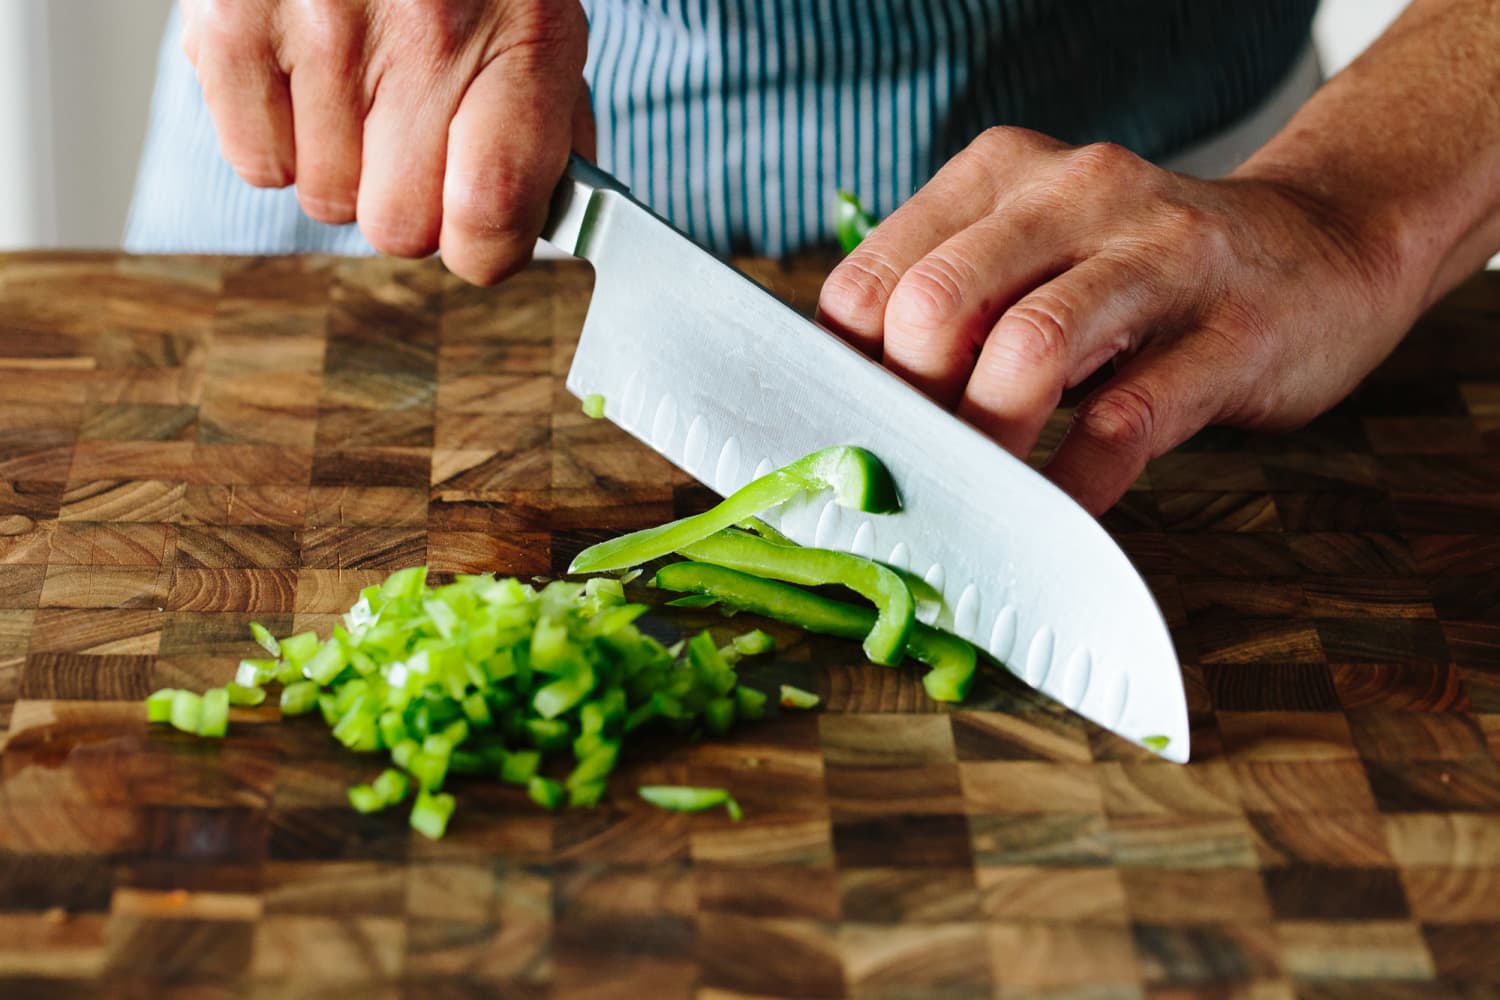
[249,621,281,657]
[638,785,743,821]
[373,768,410,805]
[582,393,606,418]
[568,446,899,574]
[169,690,203,734]
[225,682,266,707]
[779,684,820,710]
[833,190,878,253]
[197,688,230,738]
[731,629,775,657]
[279,680,321,716]
[348,784,386,813]
[735,685,768,721]
[499,749,541,785]
[410,790,456,839]
[528,775,565,811]
[278,631,320,669]
[145,688,179,724]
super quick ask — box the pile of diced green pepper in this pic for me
[146,446,982,837]
[152,569,777,838]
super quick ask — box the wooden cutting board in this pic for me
[1,251,1499,998]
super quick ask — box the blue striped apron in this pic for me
[125,0,1318,257]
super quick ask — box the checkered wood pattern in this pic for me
[1,252,1498,999]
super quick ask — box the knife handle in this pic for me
[541,155,632,259]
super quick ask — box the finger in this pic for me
[879,204,1083,407]
[1043,334,1236,515]
[193,6,294,188]
[355,70,454,258]
[439,44,587,285]
[286,4,367,224]
[956,254,1165,455]
[816,126,1066,355]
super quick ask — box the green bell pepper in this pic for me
[568,446,899,574]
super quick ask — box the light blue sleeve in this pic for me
[124,7,375,255]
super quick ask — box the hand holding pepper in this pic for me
[817,128,1414,515]
[817,0,1500,515]
[178,0,593,284]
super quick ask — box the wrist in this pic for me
[1230,152,1436,317]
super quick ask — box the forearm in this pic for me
[1235,0,1500,313]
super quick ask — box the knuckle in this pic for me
[972,124,1043,155]
[1063,141,1139,186]
[193,0,249,41]
[380,0,477,60]
[888,257,969,333]
[1156,199,1229,259]
[503,3,590,72]
[293,0,363,59]
[999,295,1074,368]
[442,171,532,239]
[818,254,901,327]
[195,0,279,59]
[1078,385,1159,455]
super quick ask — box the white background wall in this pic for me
[0,0,1444,253]
[0,0,173,249]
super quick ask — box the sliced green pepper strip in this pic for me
[653,561,977,702]
[736,517,793,546]
[739,521,942,611]
[677,530,914,666]
[568,446,899,574]
[891,567,943,608]
[833,190,877,253]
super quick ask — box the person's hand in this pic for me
[816,127,1417,514]
[179,0,593,284]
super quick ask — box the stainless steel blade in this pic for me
[542,158,1189,761]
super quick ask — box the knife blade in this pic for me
[541,156,1189,761]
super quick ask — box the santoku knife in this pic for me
[540,156,1189,761]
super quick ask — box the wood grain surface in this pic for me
[1,251,1499,999]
